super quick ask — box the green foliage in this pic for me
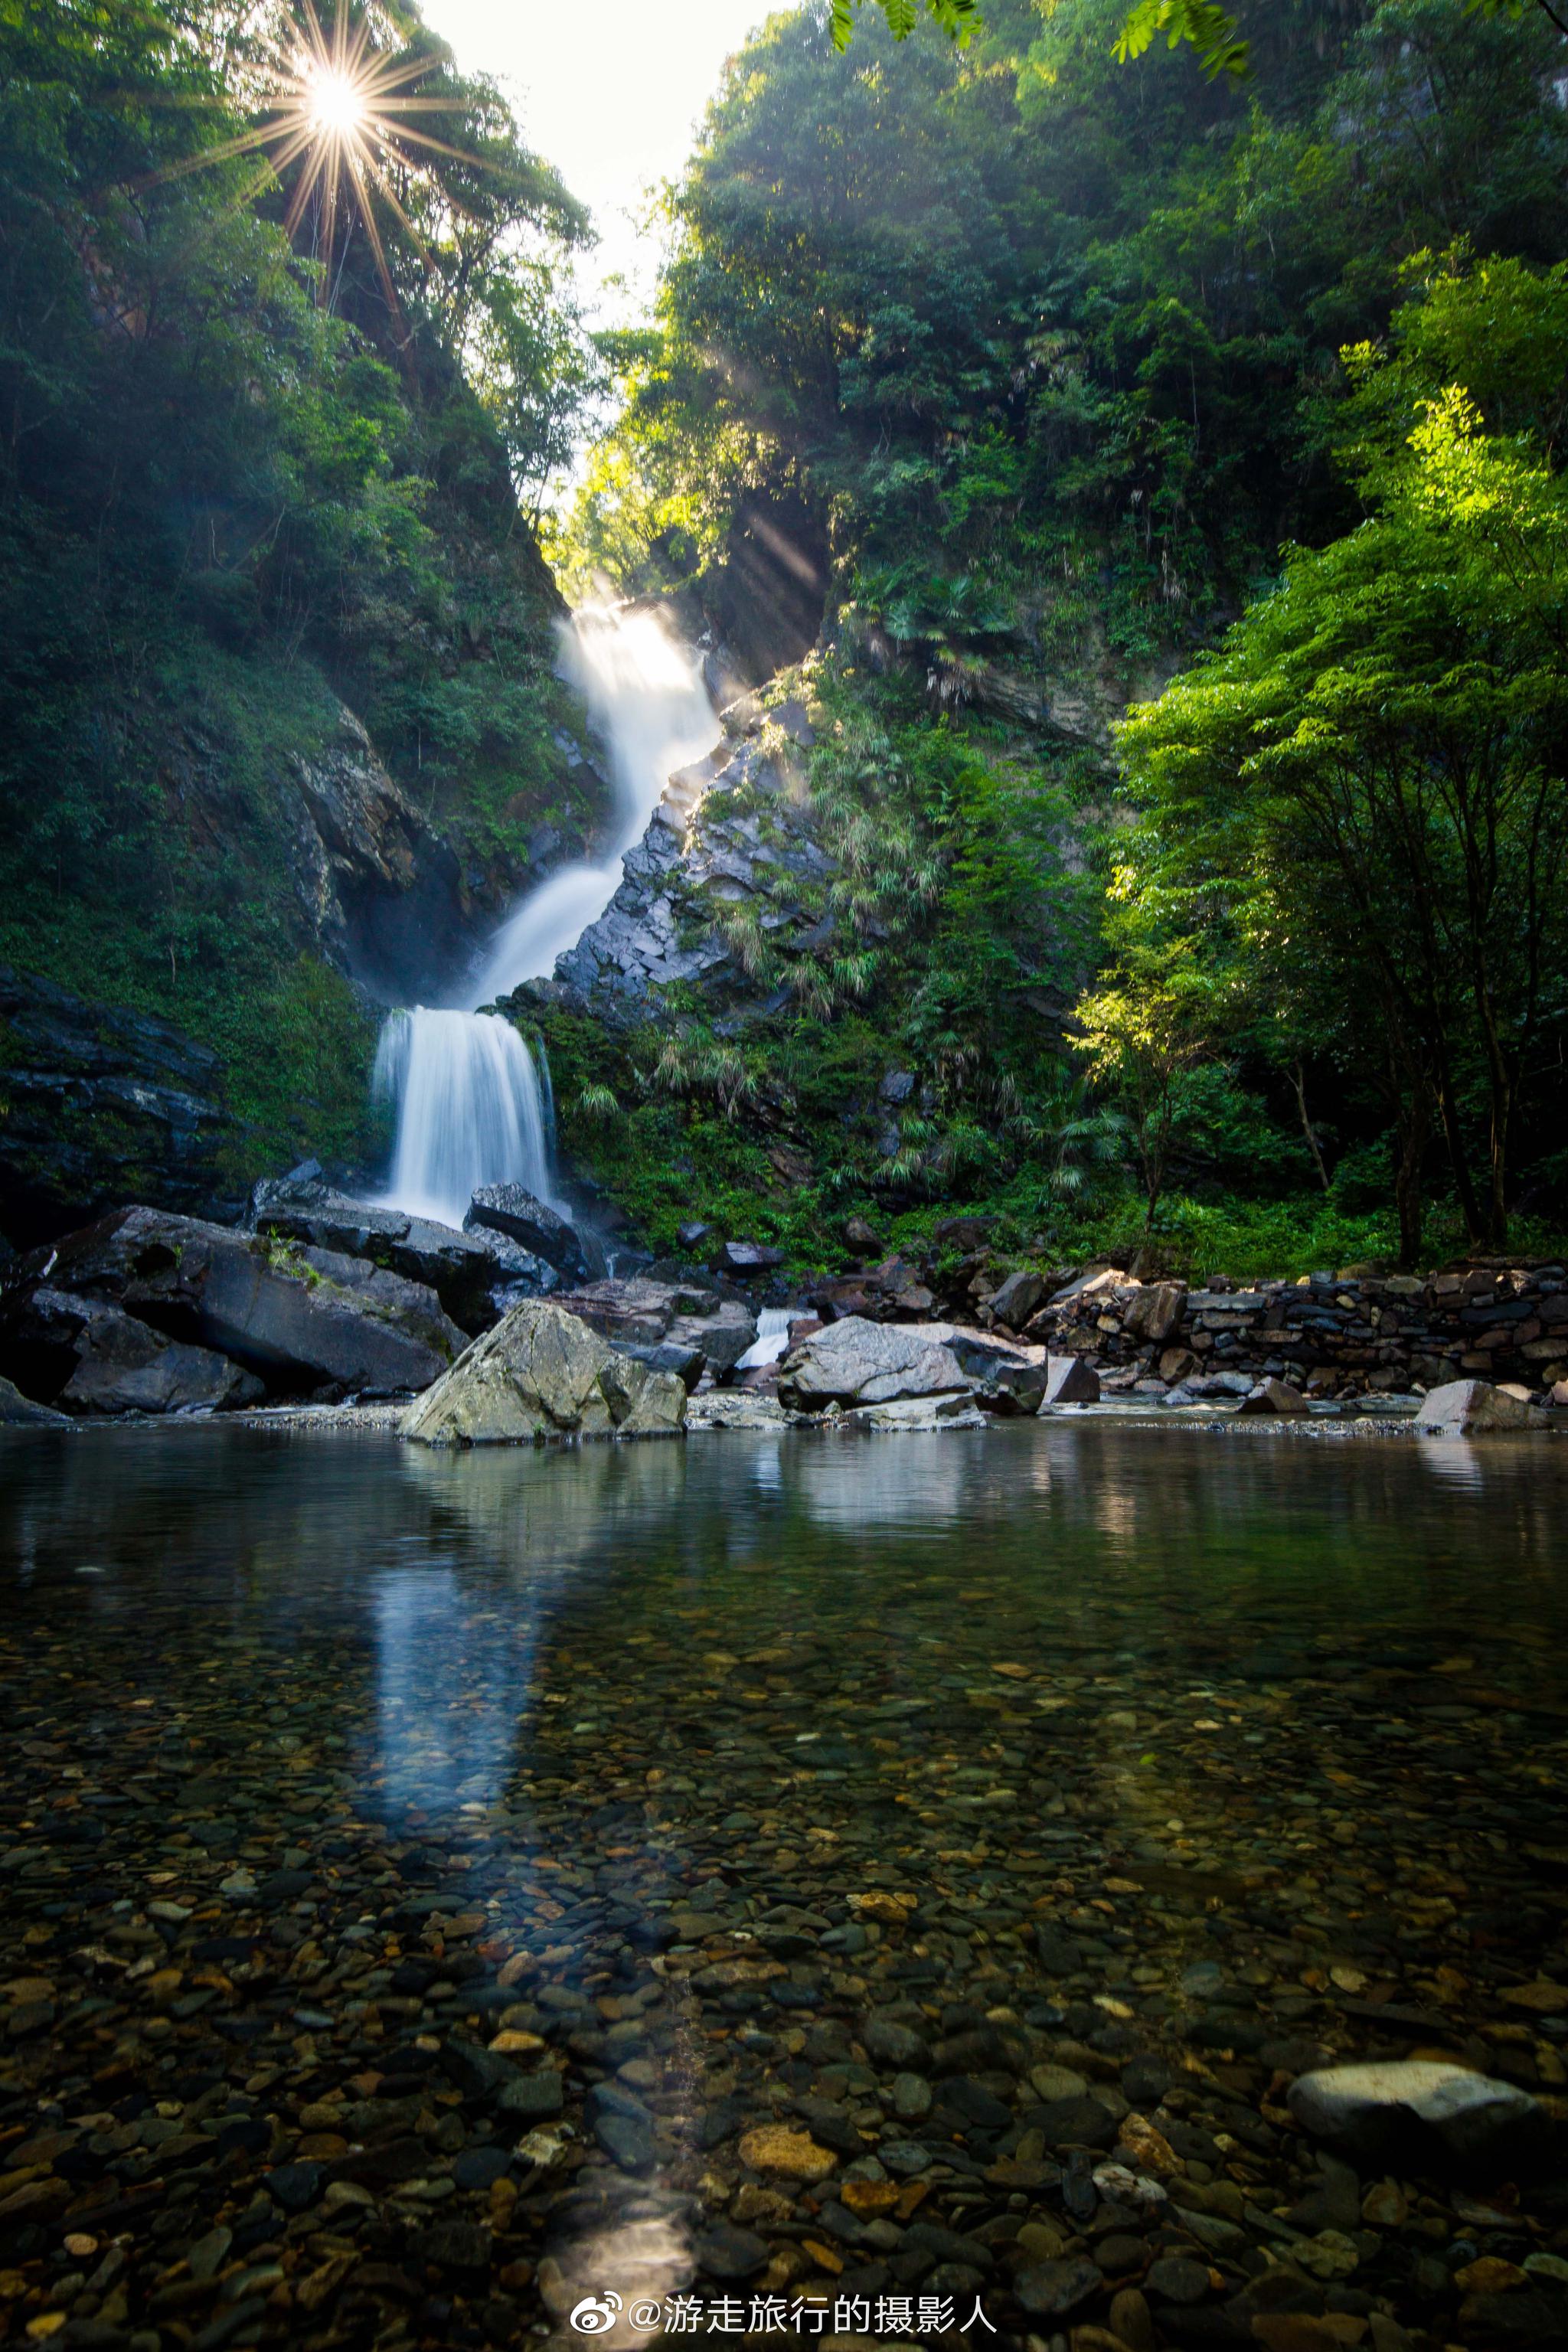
[1115,254,1568,1259]
[831,0,982,49]
[0,0,603,1185]
[554,2,1568,1268]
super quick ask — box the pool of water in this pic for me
[2,1423,1566,2351]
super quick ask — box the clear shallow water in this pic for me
[2,1425,1566,2350]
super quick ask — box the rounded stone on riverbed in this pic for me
[1015,2256,1102,2317]
[737,2125,838,2182]
[1287,2059,1551,2179]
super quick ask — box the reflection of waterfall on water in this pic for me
[375,604,718,1227]
[372,1007,553,1230]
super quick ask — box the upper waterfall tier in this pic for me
[466,605,720,1008]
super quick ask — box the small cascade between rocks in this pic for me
[736,1305,799,1372]
[374,605,720,1232]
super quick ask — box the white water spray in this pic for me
[735,1305,799,1372]
[468,605,721,1004]
[375,606,720,1229]
[373,1006,554,1230]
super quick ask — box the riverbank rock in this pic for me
[1288,2060,1552,2180]
[252,1171,555,1333]
[1414,1377,1531,1432]
[777,1315,971,1412]
[551,1276,756,1379]
[2,1285,263,1414]
[0,1205,466,1410]
[0,1372,67,1424]
[464,1183,588,1278]
[1239,1376,1309,1416]
[401,1300,685,1445]
[1042,1354,1101,1406]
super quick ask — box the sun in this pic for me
[305,66,370,139]
[153,0,476,325]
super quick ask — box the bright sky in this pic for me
[420,0,775,325]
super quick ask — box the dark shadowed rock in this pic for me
[0,1374,68,1424]
[466,1183,587,1276]
[0,964,241,1243]
[0,1286,261,1415]
[0,1204,464,1407]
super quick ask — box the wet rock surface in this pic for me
[251,1171,559,1335]
[2,1420,1567,2352]
[0,1207,467,1412]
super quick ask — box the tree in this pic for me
[1072,929,1218,1227]
[1116,263,1568,1254]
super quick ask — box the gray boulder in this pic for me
[987,1269,1044,1328]
[402,1300,686,1446]
[0,1282,263,1416]
[1122,1279,1188,1344]
[465,1183,586,1277]
[718,1239,784,1277]
[198,1241,465,1396]
[553,1276,756,1379]
[934,1325,1049,1414]
[1040,1355,1100,1407]
[1416,1377,1530,1432]
[777,1316,972,1413]
[253,1179,554,1334]
[1239,1377,1308,1416]
[1288,2060,1550,2181]
[0,1206,466,1408]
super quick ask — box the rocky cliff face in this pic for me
[547,695,835,1032]
[0,966,242,1246]
[287,703,473,1004]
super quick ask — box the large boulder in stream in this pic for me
[0,1205,466,1411]
[777,1315,973,1413]
[401,1300,686,1446]
[250,1171,555,1333]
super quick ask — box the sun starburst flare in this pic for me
[152,0,479,325]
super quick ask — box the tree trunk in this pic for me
[1290,1060,1331,1192]
[1393,1089,1429,1272]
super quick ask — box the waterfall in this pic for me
[375,604,720,1231]
[467,603,720,1004]
[373,1008,553,1231]
[736,1305,799,1372]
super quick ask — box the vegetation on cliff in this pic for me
[555,0,1568,1272]
[0,0,603,1185]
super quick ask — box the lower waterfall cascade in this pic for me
[374,604,720,1231]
